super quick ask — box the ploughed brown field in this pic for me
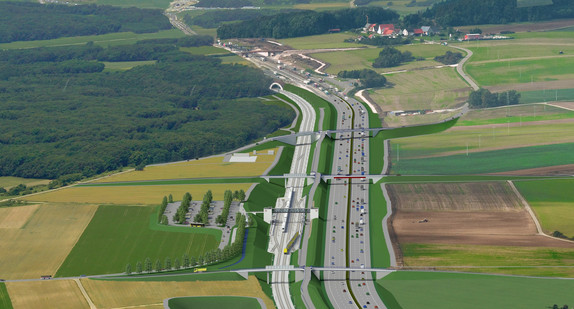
[388,182,574,249]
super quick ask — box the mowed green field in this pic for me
[278,32,358,50]
[0,29,185,49]
[391,142,574,175]
[515,179,574,237]
[83,0,172,9]
[391,119,574,159]
[457,104,574,126]
[181,46,230,55]
[461,39,574,63]
[368,67,469,111]
[378,271,574,309]
[466,56,574,86]
[168,296,261,309]
[311,43,454,75]
[520,88,574,104]
[401,243,574,277]
[56,205,220,277]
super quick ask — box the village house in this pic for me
[421,26,438,35]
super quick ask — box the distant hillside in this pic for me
[0,1,172,43]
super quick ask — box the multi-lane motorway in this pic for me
[239,48,388,308]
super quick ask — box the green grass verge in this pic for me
[306,182,330,267]
[0,283,13,309]
[168,296,261,309]
[378,271,574,309]
[56,205,220,277]
[520,88,574,104]
[0,29,185,49]
[369,183,390,268]
[180,46,229,56]
[243,180,285,212]
[515,179,574,237]
[278,32,358,50]
[391,142,574,175]
[283,84,338,131]
[382,116,460,140]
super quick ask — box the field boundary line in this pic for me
[546,102,574,112]
[508,180,574,244]
[75,279,97,309]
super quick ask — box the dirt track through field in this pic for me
[488,164,574,176]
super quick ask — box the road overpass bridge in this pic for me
[233,266,396,282]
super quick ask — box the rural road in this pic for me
[450,45,480,91]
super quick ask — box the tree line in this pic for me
[0,40,294,179]
[217,7,399,39]
[468,88,521,108]
[194,190,213,225]
[127,212,250,274]
[404,0,574,28]
[434,51,463,65]
[0,1,171,43]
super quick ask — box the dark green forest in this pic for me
[405,0,574,28]
[0,1,171,43]
[184,9,301,29]
[0,40,294,179]
[217,7,399,39]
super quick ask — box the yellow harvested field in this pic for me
[82,275,275,309]
[6,280,88,309]
[24,184,255,205]
[0,203,97,280]
[93,148,279,183]
[0,204,39,228]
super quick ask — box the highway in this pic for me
[269,89,316,309]
[240,49,388,308]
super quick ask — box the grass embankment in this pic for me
[168,296,262,309]
[378,271,574,308]
[402,243,574,277]
[391,142,574,175]
[306,182,330,267]
[24,183,253,205]
[102,60,156,71]
[515,179,574,237]
[283,84,338,131]
[0,283,13,309]
[56,205,220,277]
[0,29,185,49]
[370,183,390,268]
[106,272,245,282]
[0,203,97,280]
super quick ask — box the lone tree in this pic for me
[136,261,143,274]
[165,257,172,270]
[238,189,246,202]
[125,263,132,275]
[145,257,152,273]
[155,259,162,272]
[174,258,181,270]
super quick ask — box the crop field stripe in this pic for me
[80,177,262,186]
[6,280,89,309]
[391,142,574,175]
